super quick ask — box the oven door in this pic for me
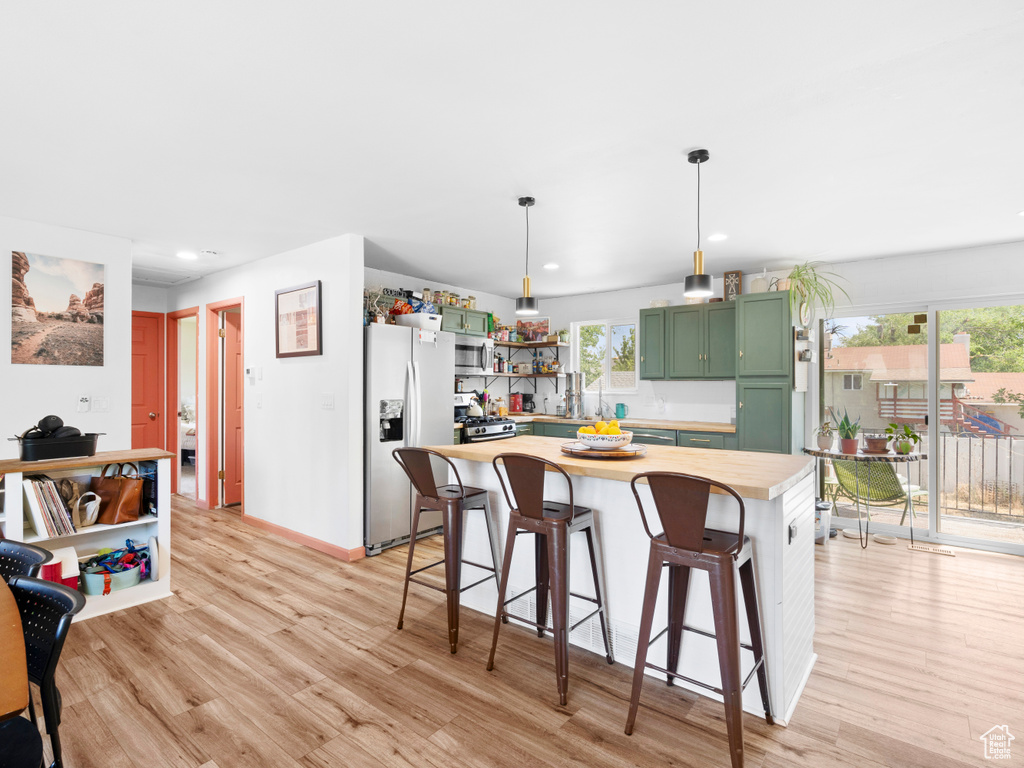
[454,337,493,376]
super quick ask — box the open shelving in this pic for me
[479,339,569,393]
[0,448,174,621]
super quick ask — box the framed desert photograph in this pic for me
[275,280,322,358]
[12,251,105,366]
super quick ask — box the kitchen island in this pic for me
[425,435,816,724]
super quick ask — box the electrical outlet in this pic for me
[321,393,334,410]
[77,396,91,413]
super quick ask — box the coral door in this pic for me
[131,312,164,448]
[223,310,244,505]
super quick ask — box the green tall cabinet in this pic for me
[639,308,666,379]
[735,291,803,454]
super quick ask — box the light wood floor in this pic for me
[36,496,1024,767]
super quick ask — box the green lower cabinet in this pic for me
[628,428,677,446]
[536,423,581,439]
[453,428,461,444]
[736,379,792,454]
[676,431,725,450]
[515,422,534,436]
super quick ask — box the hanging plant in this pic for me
[787,261,850,319]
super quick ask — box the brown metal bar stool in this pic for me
[393,447,502,654]
[487,453,614,706]
[625,472,772,768]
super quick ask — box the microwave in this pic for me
[454,336,494,376]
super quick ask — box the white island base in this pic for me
[430,437,817,726]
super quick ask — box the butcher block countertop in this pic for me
[426,435,812,501]
[511,415,736,433]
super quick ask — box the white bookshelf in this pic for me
[0,449,173,621]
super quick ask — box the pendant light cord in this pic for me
[696,160,701,249]
[525,204,530,277]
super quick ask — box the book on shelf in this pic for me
[23,475,76,538]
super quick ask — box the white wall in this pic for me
[131,283,169,313]
[168,235,365,550]
[1,215,132,458]
[543,277,737,422]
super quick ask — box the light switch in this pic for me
[77,396,91,413]
[93,397,110,413]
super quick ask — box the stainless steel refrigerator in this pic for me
[364,322,455,555]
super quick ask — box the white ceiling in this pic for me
[2,2,1023,297]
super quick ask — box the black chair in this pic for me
[0,541,53,582]
[0,717,44,768]
[8,576,86,768]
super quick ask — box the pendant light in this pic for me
[683,148,714,298]
[515,196,539,316]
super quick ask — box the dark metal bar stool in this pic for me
[488,453,613,706]
[625,472,772,768]
[393,447,502,654]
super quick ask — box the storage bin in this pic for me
[394,313,442,330]
[80,562,142,595]
[11,433,101,461]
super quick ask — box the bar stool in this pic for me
[625,472,772,768]
[488,453,613,706]
[393,447,502,654]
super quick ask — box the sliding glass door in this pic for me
[935,305,1024,548]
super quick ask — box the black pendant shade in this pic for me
[683,149,713,299]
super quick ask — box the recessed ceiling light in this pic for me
[176,251,198,261]
[707,233,728,242]
[1018,210,1024,217]
[543,263,559,270]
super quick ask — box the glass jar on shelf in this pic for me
[468,296,477,310]
[449,293,460,306]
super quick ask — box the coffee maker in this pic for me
[521,393,536,413]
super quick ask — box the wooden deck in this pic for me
[34,494,1024,767]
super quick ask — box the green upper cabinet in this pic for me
[440,306,489,337]
[639,308,666,380]
[667,306,703,378]
[705,303,736,378]
[736,292,792,377]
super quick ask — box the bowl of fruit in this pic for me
[576,420,632,450]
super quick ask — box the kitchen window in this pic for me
[573,319,637,392]
[843,374,863,390]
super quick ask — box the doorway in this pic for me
[205,298,244,509]
[167,307,199,499]
[131,312,165,449]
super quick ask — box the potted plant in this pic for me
[863,433,890,453]
[815,422,835,451]
[885,422,921,454]
[836,409,861,454]
[557,328,569,343]
[786,261,851,320]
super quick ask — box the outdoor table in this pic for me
[803,447,927,548]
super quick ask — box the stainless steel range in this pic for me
[458,415,517,443]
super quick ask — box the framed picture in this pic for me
[516,316,550,342]
[723,270,742,302]
[275,280,322,358]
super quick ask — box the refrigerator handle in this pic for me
[413,361,423,446]
[405,361,415,447]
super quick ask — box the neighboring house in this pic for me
[957,371,1024,435]
[824,342,975,433]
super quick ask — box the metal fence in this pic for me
[938,433,1024,518]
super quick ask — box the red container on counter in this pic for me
[510,394,523,413]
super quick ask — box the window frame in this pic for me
[843,373,863,391]
[571,318,639,394]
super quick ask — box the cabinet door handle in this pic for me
[635,434,674,441]
[689,438,711,443]
[739,350,743,358]
[640,355,644,363]
[739,401,744,409]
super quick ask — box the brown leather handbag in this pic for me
[89,463,143,525]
